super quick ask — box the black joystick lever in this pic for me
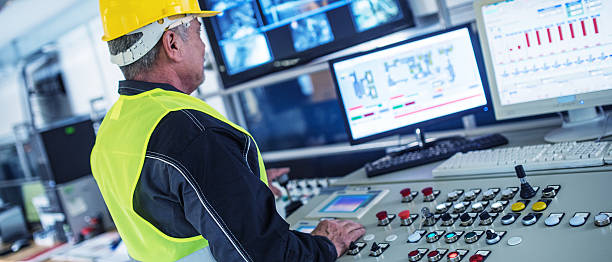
[515,165,536,199]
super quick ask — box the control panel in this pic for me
[287,170,612,261]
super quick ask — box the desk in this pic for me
[332,122,612,186]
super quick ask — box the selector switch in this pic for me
[595,213,611,227]
[485,229,505,245]
[347,242,366,255]
[479,212,494,225]
[471,202,484,213]
[482,188,498,200]
[541,185,561,198]
[454,202,467,213]
[447,190,463,202]
[490,201,505,213]
[463,190,477,201]
[369,242,390,257]
[460,213,474,226]
[436,203,449,214]
[501,187,518,200]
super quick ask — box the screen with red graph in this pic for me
[481,0,612,106]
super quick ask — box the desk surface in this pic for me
[332,122,612,186]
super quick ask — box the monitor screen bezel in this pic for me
[474,0,612,120]
[329,24,492,145]
[200,0,415,88]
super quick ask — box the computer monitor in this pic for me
[474,0,612,142]
[330,25,490,145]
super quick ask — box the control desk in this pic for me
[287,170,612,261]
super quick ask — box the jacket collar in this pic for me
[118,80,183,96]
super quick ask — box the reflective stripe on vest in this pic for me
[91,88,268,262]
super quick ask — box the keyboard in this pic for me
[364,134,509,177]
[433,141,611,177]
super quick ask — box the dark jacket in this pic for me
[119,81,337,261]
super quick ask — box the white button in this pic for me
[385,234,398,242]
[507,236,522,246]
[408,232,422,243]
[545,216,560,226]
[569,216,586,227]
[363,234,375,241]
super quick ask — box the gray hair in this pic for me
[107,24,191,80]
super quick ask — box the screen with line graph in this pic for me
[330,26,489,143]
[481,0,612,106]
[200,0,414,87]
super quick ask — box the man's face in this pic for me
[181,18,207,93]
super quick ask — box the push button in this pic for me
[532,201,547,212]
[501,213,517,225]
[595,213,611,227]
[409,249,428,262]
[401,188,415,202]
[521,213,540,226]
[544,213,564,227]
[569,212,590,227]
[422,187,436,202]
[511,202,525,212]
[376,211,395,226]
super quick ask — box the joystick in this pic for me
[515,165,536,199]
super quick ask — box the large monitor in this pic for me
[475,0,612,142]
[200,0,414,87]
[330,25,490,145]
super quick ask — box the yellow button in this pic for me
[532,201,547,212]
[511,202,526,212]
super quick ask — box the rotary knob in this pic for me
[401,188,414,202]
[348,242,360,255]
[436,203,449,213]
[454,202,466,213]
[460,213,473,226]
[490,202,504,212]
[501,214,516,225]
[444,232,459,243]
[464,231,478,244]
[441,213,454,226]
[427,250,442,262]
[485,229,500,245]
[447,191,460,201]
[471,202,484,212]
[370,242,382,256]
[482,189,496,200]
[479,212,493,225]
[594,214,611,227]
[542,187,556,198]
[409,250,423,261]
[464,190,476,201]
[522,213,537,226]
[422,187,435,201]
[447,251,461,262]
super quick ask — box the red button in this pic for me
[427,250,439,257]
[422,187,433,196]
[448,252,459,258]
[376,211,388,220]
[400,188,412,197]
[408,250,420,257]
[469,254,484,262]
[399,210,411,220]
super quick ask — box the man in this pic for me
[90,1,365,261]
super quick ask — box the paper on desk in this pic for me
[50,232,130,262]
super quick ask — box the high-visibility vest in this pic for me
[91,88,268,261]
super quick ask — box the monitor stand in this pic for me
[545,107,612,143]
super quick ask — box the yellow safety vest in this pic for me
[91,88,268,261]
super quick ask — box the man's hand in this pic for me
[311,219,366,257]
[266,167,290,197]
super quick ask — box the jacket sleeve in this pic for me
[172,126,337,262]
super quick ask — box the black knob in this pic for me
[479,212,491,220]
[515,165,536,199]
[441,213,452,222]
[349,242,358,250]
[485,229,497,240]
[371,242,380,252]
[460,213,471,222]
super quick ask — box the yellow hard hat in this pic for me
[99,0,220,42]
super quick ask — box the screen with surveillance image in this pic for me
[199,0,414,87]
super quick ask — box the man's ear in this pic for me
[160,30,183,62]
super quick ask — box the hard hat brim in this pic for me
[102,11,220,42]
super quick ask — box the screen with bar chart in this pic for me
[480,0,612,106]
[330,26,488,143]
